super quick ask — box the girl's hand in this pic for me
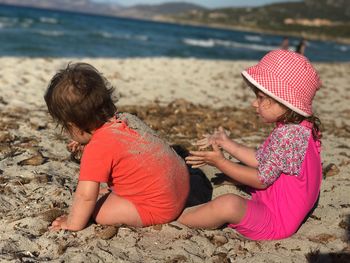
[49,215,69,231]
[195,127,230,150]
[185,143,226,168]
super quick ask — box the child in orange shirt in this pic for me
[45,63,189,231]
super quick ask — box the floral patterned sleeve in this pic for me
[256,124,311,186]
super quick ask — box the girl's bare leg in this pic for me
[177,194,247,229]
[93,192,143,227]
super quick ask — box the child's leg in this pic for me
[177,194,247,229]
[93,192,143,227]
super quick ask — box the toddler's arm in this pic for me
[195,127,258,168]
[49,181,99,231]
[186,144,266,189]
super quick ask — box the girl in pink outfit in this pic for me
[178,49,322,240]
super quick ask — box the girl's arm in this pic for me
[186,144,266,189]
[195,127,258,168]
[219,140,258,168]
[50,181,100,231]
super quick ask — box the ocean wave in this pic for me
[183,38,215,47]
[0,17,18,28]
[135,35,148,41]
[36,29,65,37]
[39,17,58,24]
[96,31,114,38]
[245,35,262,42]
[337,45,349,52]
[183,38,278,51]
[0,17,34,28]
[20,19,34,28]
[93,31,148,41]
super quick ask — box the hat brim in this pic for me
[241,70,310,117]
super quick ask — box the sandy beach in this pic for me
[0,57,349,262]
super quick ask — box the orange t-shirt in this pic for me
[79,117,189,226]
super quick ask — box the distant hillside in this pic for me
[0,0,205,18]
[0,0,349,43]
[0,0,122,16]
[160,0,350,43]
[115,3,206,19]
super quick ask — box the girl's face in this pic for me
[251,91,287,123]
[66,124,92,145]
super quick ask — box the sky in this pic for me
[92,0,302,9]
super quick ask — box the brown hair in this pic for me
[277,109,322,141]
[44,62,117,133]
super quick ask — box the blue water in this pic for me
[1,4,349,61]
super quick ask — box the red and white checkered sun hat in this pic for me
[242,49,321,117]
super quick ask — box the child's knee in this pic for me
[214,194,246,220]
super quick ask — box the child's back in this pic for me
[79,113,189,226]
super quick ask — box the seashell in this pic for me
[12,177,31,185]
[0,96,8,105]
[16,137,41,148]
[338,219,349,230]
[32,173,52,184]
[40,208,65,222]
[57,240,82,256]
[167,223,183,230]
[0,132,13,143]
[17,151,48,166]
[308,233,337,244]
[57,243,67,255]
[0,144,15,160]
[30,121,47,131]
[95,225,119,240]
[0,185,13,195]
[210,234,228,246]
[152,224,163,231]
[323,163,340,178]
[212,252,230,263]
[167,255,187,263]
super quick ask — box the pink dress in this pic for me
[229,121,322,240]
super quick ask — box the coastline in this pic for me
[0,57,349,262]
[151,17,350,45]
[1,2,349,46]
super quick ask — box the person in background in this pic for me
[296,38,307,55]
[280,36,289,50]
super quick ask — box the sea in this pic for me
[0,4,349,62]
